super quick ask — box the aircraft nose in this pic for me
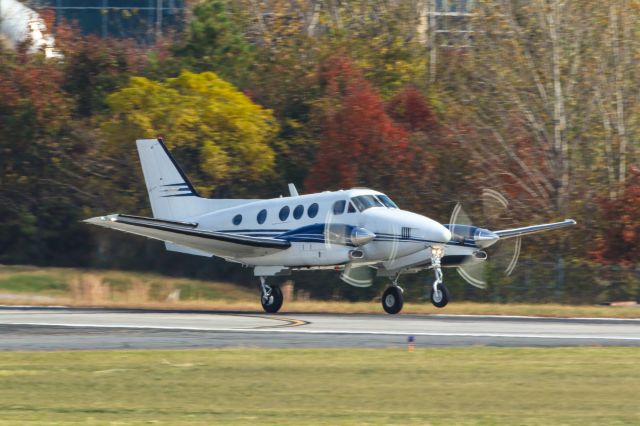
[424,220,451,243]
[437,224,452,243]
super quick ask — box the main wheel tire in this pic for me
[382,286,404,314]
[261,285,283,313]
[430,283,449,308]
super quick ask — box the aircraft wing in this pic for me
[84,214,291,258]
[493,219,576,239]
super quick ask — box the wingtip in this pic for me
[83,214,119,225]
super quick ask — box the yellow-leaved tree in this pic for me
[101,70,278,196]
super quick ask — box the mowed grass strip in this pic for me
[0,348,638,425]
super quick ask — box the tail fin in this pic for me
[136,138,259,221]
[136,138,202,219]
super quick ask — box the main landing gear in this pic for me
[259,277,283,313]
[382,283,404,314]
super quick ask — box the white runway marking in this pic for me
[1,308,639,348]
[4,321,640,341]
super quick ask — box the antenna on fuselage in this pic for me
[288,183,299,197]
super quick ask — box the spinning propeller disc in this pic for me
[448,189,522,289]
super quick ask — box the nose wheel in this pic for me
[429,246,449,308]
[430,283,449,308]
[259,277,283,313]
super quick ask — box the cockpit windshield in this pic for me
[351,195,384,211]
[377,194,398,209]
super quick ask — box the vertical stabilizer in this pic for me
[136,138,202,219]
[136,138,259,222]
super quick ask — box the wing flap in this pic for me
[494,219,576,239]
[84,214,290,257]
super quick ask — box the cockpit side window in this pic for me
[377,194,399,209]
[351,195,384,212]
[332,200,346,215]
[347,202,356,213]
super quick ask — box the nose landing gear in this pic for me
[430,282,449,308]
[429,246,449,308]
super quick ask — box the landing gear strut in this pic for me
[429,246,449,308]
[259,277,283,313]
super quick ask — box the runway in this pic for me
[1,307,639,350]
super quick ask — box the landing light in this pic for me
[431,245,444,258]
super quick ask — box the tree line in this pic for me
[1,0,639,303]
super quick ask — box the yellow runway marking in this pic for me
[242,315,310,329]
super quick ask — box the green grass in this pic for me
[1,265,639,318]
[0,265,255,306]
[0,273,69,295]
[0,348,638,425]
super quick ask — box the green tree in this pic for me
[101,70,278,196]
[59,35,145,117]
[171,0,255,85]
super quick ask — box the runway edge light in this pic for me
[408,335,415,352]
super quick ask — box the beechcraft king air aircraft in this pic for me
[85,138,576,314]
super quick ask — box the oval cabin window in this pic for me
[279,206,290,221]
[293,205,304,220]
[257,209,267,224]
[308,203,319,218]
[232,214,242,226]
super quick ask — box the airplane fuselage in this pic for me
[190,188,452,268]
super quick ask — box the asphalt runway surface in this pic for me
[1,306,639,350]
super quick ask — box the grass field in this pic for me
[0,348,638,425]
[1,265,639,318]
[0,265,255,306]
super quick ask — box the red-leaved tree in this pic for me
[592,166,640,267]
[304,55,408,193]
[387,86,437,133]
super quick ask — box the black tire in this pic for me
[430,283,449,308]
[261,285,283,313]
[382,286,404,314]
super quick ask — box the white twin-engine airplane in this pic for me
[85,138,576,314]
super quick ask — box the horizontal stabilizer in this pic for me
[116,213,198,229]
[165,242,212,257]
[494,219,576,239]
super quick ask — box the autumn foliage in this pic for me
[4,0,640,301]
[305,56,409,192]
[593,167,640,267]
[387,86,437,133]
